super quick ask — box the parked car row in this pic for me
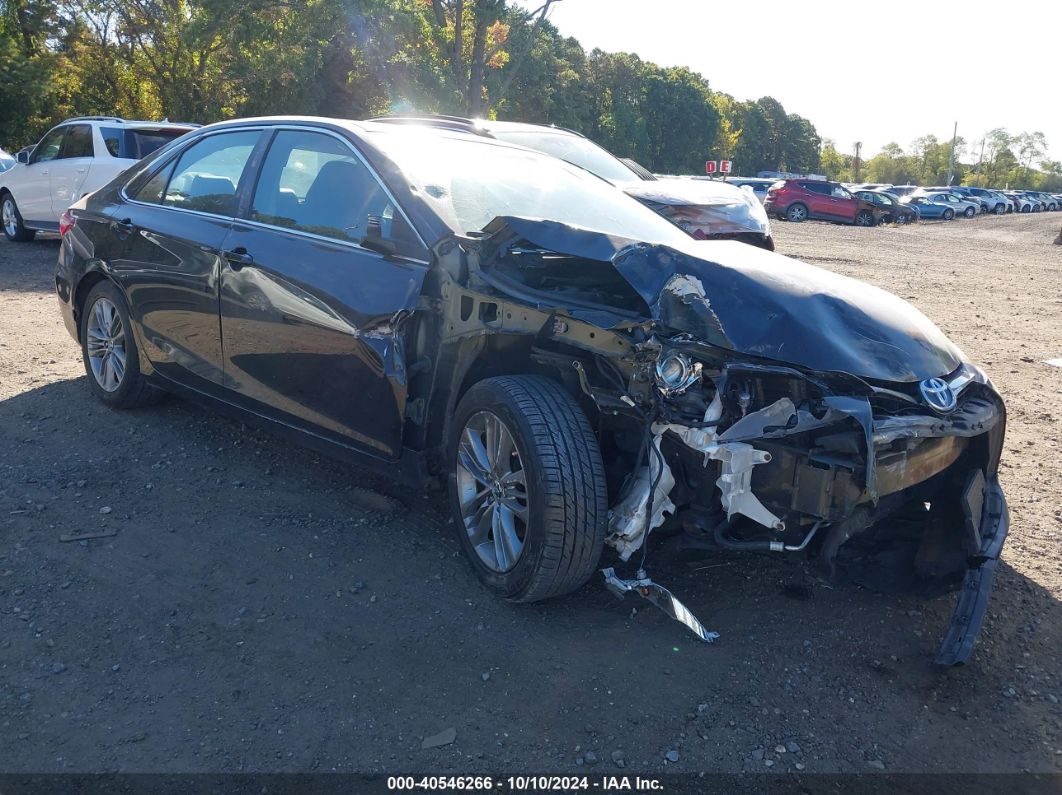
[852,182,1062,216]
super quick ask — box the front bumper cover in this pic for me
[936,475,1009,666]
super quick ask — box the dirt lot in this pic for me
[1,214,1061,776]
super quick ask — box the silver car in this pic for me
[921,191,980,218]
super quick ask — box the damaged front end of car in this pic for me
[419,216,1008,665]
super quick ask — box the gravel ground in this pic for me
[1,213,1060,775]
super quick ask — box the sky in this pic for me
[512,0,1058,162]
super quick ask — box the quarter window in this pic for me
[162,131,260,216]
[250,130,421,254]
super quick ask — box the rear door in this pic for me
[50,124,95,217]
[106,129,264,394]
[218,127,430,460]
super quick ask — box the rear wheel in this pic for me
[2,194,36,242]
[449,375,607,603]
[786,203,808,222]
[855,209,875,227]
[80,280,166,409]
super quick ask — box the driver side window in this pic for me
[250,130,422,256]
[32,128,65,164]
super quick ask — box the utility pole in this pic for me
[976,137,985,187]
[945,121,958,186]
[853,141,862,182]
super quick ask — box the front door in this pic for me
[219,128,430,460]
[107,129,264,393]
[19,127,66,222]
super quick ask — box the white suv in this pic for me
[1,116,196,241]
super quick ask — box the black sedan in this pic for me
[854,189,919,225]
[54,117,1008,663]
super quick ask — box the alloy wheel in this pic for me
[2,198,17,238]
[456,410,529,573]
[86,297,127,392]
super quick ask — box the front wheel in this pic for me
[855,209,875,227]
[943,209,955,220]
[964,206,976,218]
[894,213,907,225]
[994,203,1005,215]
[80,280,166,409]
[786,203,808,222]
[449,376,607,602]
[2,194,36,242]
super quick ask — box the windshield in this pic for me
[487,129,641,184]
[367,132,690,245]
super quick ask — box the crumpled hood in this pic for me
[621,178,771,237]
[485,218,964,383]
[620,177,750,207]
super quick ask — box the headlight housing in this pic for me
[655,351,702,395]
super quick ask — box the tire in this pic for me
[943,209,955,220]
[855,209,875,227]
[964,206,976,218]
[449,375,607,603]
[1,193,36,242]
[894,213,907,225]
[80,280,166,409]
[786,203,808,222]
[994,203,1005,215]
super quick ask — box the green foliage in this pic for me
[2,0,825,177]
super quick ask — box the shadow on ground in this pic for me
[1,377,1059,775]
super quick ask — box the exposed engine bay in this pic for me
[418,216,1009,665]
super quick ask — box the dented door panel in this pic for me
[219,222,427,459]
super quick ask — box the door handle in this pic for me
[223,247,254,270]
[112,218,135,238]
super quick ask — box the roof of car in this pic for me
[368,114,588,140]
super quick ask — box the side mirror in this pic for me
[17,148,31,164]
[360,215,398,257]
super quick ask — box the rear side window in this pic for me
[131,160,178,205]
[60,125,93,158]
[101,127,191,160]
[800,182,829,195]
[162,131,259,216]
[250,129,422,255]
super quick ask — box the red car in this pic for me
[765,179,881,226]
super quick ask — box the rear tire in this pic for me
[80,280,166,409]
[449,375,607,602]
[855,210,875,227]
[2,193,36,242]
[786,203,808,222]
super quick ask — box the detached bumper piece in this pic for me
[602,567,720,644]
[935,473,1009,666]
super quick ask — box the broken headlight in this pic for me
[655,351,702,396]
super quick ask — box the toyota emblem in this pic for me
[920,377,957,412]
